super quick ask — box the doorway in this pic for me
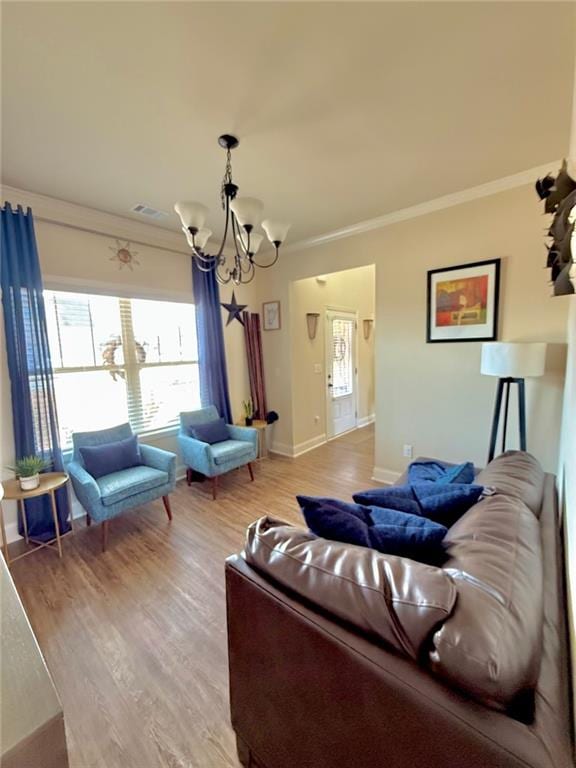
[325,309,357,438]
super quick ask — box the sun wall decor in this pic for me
[109,240,140,270]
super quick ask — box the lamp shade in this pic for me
[481,342,547,378]
[174,201,209,230]
[230,197,264,228]
[237,232,263,255]
[262,219,291,245]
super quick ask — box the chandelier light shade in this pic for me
[175,135,291,285]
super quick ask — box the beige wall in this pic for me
[258,184,568,474]
[290,266,375,449]
[0,216,256,539]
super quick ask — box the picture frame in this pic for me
[262,300,281,331]
[426,258,500,343]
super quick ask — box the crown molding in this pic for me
[0,184,190,255]
[284,160,562,254]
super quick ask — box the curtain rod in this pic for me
[34,214,190,258]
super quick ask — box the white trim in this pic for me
[0,184,189,256]
[357,413,375,428]
[371,466,402,485]
[284,160,561,254]
[270,433,328,458]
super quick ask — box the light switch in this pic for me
[313,363,322,374]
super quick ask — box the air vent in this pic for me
[131,203,168,220]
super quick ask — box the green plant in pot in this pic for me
[242,398,254,427]
[8,455,48,491]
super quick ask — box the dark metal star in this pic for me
[221,291,247,326]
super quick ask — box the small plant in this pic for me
[8,455,48,478]
[242,398,254,426]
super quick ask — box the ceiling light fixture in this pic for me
[175,134,290,285]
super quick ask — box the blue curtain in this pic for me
[1,203,70,541]
[191,259,232,423]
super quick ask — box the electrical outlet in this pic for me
[403,444,413,458]
[313,363,322,374]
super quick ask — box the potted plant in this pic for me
[9,455,47,491]
[242,399,254,427]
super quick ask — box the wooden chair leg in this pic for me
[86,513,91,527]
[212,476,218,500]
[186,468,192,486]
[162,495,173,521]
[247,462,255,482]
[101,520,109,553]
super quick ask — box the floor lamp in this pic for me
[481,342,547,463]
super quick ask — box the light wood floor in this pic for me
[9,425,375,768]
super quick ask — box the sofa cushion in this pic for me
[429,493,543,710]
[80,435,141,479]
[97,466,168,507]
[244,516,457,660]
[190,417,230,444]
[476,451,545,517]
[210,440,253,466]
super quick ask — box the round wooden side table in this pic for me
[0,472,73,567]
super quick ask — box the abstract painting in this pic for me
[427,259,500,343]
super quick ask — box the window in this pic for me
[330,317,354,398]
[44,290,200,449]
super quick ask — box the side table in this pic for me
[0,473,73,567]
[236,420,269,459]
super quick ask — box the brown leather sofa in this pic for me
[225,452,573,768]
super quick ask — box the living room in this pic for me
[1,2,576,767]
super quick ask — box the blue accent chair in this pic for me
[67,423,176,551]
[178,406,258,499]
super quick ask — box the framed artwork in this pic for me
[426,259,500,343]
[262,300,281,331]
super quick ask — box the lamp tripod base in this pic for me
[487,377,527,463]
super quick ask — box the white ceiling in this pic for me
[2,2,575,247]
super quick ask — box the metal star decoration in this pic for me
[221,291,247,326]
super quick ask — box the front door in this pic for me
[325,310,357,439]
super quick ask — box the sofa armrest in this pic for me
[228,425,258,452]
[140,444,176,483]
[177,433,215,475]
[67,460,102,510]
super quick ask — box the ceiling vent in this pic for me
[131,203,168,221]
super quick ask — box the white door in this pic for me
[325,310,357,438]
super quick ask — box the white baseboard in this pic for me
[270,434,328,459]
[371,466,402,485]
[357,414,375,428]
[4,465,188,544]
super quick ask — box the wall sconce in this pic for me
[306,313,320,340]
[363,318,374,340]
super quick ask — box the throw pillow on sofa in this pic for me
[296,495,447,560]
[353,483,484,527]
[80,435,141,479]
[190,417,230,444]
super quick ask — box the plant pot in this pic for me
[20,473,40,491]
[245,417,253,427]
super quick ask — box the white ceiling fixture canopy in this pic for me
[174,134,290,285]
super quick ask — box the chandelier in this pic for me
[175,135,290,285]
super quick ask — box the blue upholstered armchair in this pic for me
[67,423,176,551]
[178,406,258,499]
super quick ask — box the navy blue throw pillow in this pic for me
[368,507,447,558]
[80,435,141,479]
[298,498,371,548]
[297,496,447,561]
[353,483,484,528]
[190,418,230,444]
